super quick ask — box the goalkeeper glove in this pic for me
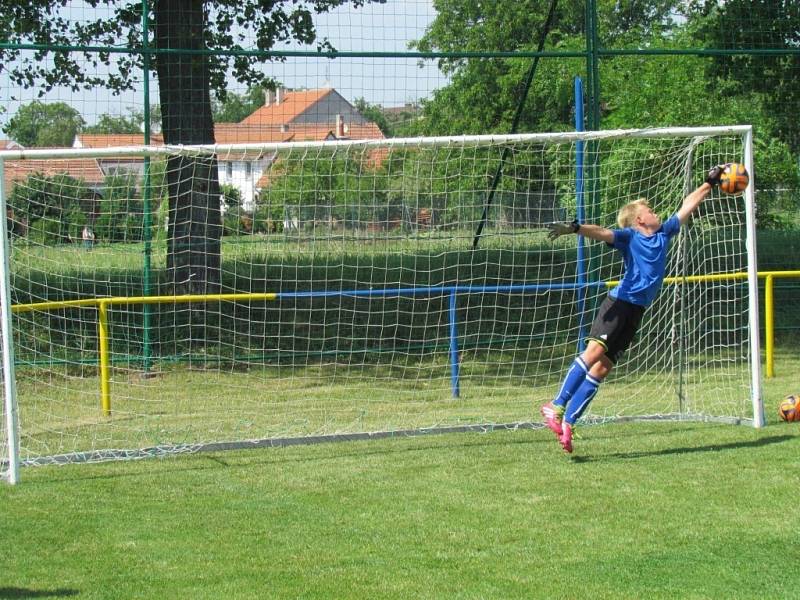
[548,220,580,241]
[705,163,729,187]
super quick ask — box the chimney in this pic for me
[335,114,345,138]
[276,87,285,105]
[265,89,276,106]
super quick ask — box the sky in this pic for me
[263,0,443,108]
[0,0,445,130]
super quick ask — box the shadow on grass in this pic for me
[573,434,796,463]
[0,589,79,599]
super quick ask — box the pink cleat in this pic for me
[559,422,574,453]
[540,402,564,436]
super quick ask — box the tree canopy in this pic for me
[3,101,85,147]
[0,0,384,292]
[411,1,799,138]
[83,111,146,135]
[212,85,270,124]
[0,0,380,102]
[407,0,799,225]
[409,0,682,135]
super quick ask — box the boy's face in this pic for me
[637,204,661,229]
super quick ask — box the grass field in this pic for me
[9,228,555,277]
[1,358,799,599]
[12,355,752,465]
[3,231,798,598]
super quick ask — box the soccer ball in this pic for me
[778,395,800,422]
[719,163,749,194]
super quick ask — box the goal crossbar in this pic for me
[0,125,755,161]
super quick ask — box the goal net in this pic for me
[0,126,761,481]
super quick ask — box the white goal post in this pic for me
[0,125,761,483]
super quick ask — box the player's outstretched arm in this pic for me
[575,223,614,244]
[677,164,726,225]
[548,221,613,244]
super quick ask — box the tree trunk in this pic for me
[154,0,221,295]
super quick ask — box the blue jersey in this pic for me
[608,215,681,307]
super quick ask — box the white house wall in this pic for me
[217,156,273,212]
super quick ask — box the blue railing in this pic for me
[274,281,609,398]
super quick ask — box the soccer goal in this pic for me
[0,125,761,483]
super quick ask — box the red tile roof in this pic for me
[7,89,386,192]
[213,124,295,145]
[75,133,164,148]
[72,122,383,149]
[71,88,384,148]
[3,158,106,193]
[240,89,333,126]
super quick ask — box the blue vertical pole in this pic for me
[449,290,460,398]
[575,77,588,351]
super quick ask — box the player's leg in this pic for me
[558,297,644,452]
[559,355,612,453]
[540,295,618,434]
[540,340,606,435]
[564,356,612,425]
[541,295,614,435]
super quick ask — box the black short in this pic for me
[586,295,646,365]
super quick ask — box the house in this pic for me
[68,87,385,212]
[2,156,106,190]
[240,87,370,129]
[72,133,166,185]
[213,87,384,210]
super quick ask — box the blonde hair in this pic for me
[617,198,649,228]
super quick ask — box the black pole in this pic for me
[471,0,559,250]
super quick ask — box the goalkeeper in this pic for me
[541,165,727,453]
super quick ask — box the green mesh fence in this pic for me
[1,1,797,349]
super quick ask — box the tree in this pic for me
[597,26,800,229]
[8,173,89,244]
[409,0,683,135]
[84,110,146,134]
[220,184,248,235]
[264,149,390,231]
[213,85,270,123]
[94,172,148,243]
[3,101,85,147]
[412,0,800,230]
[683,0,800,153]
[0,0,381,293]
[353,98,393,137]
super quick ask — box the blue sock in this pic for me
[553,357,588,408]
[564,373,602,425]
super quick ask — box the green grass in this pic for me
[13,356,753,461]
[9,228,554,276]
[1,358,799,599]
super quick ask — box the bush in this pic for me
[9,173,89,244]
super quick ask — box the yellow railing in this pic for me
[9,271,800,415]
[757,270,800,377]
[12,292,278,415]
[606,270,800,378]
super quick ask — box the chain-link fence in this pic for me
[1,0,798,342]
